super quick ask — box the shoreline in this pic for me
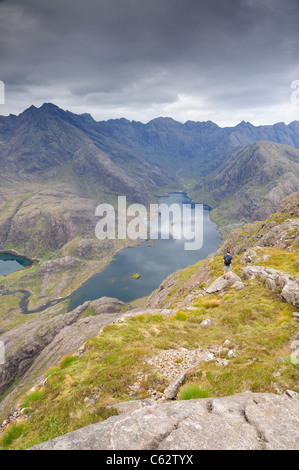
[0,250,39,271]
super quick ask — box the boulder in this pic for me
[30,392,299,450]
[206,273,242,294]
[163,371,187,400]
[200,318,214,328]
[232,281,245,290]
[240,249,258,265]
[227,349,236,359]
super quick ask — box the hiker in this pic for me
[223,250,233,279]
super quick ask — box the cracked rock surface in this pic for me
[241,266,299,308]
[30,392,299,450]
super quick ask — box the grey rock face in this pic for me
[107,399,156,415]
[0,302,89,397]
[231,281,245,290]
[241,266,299,308]
[206,273,242,294]
[30,392,299,450]
[163,371,187,401]
[219,193,299,256]
[260,218,299,249]
[89,297,128,315]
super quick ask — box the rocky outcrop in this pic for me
[89,297,127,315]
[30,392,299,450]
[259,219,299,250]
[241,266,299,308]
[279,191,299,218]
[0,185,101,258]
[219,191,299,255]
[205,273,243,294]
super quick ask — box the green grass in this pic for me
[175,311,189,321]
[253,248,299,275]
[0,423,26,448]
[131,273,141,280]
[20,389,44,410]
[58,355,78,370]
[178,384,210,400]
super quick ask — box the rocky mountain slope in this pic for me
[0,191,298,450]
[193,141,299,233]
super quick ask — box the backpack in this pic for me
[224,255,231,266]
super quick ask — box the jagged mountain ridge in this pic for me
[1,103,299,182]
[0,103,173,202]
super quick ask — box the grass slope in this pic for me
[1,248,298,450]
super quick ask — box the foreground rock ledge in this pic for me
[30,392,299,450]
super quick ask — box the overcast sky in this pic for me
[0,0,299,126]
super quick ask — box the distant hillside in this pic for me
[193,142,299,233]
[94,117,299,177]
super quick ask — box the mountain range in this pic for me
[0,103,299,254]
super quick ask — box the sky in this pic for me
[0,0,299,126]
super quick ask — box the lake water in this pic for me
[0,252,33,276]
[68,193,221,310]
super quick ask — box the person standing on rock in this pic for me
[223,250,233,279]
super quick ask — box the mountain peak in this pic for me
[238,120,254,128]
[19,102,63,119]
[40,102,61,111]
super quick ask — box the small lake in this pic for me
[68,193,221,310]
[0,252,33,276]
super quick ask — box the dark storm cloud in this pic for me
[0,0,299,124]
